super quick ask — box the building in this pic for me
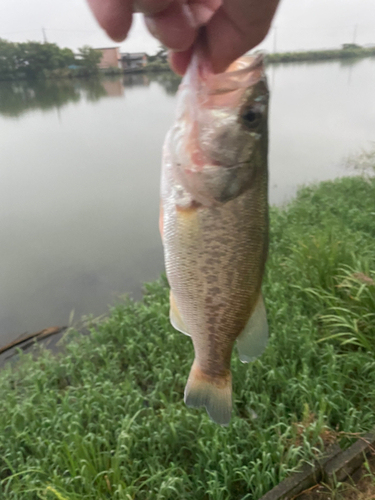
[120,53,148,70]
[95,47,121,69]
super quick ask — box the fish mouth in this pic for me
[193,53,266,110]
[203,53,265,95]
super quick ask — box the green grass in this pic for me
[267,46,375,64]
[1,176,375,500]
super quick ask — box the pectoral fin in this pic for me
[236,293,268,363]
[169,291,190,336]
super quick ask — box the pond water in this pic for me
[1,58,375,345]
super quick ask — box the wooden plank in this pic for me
[259,444,341,500]
[0,327,64,355]
[259,430,375,500]
[323,431,375,485]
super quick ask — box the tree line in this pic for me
[0,39,102,80]
[267,44,375,64]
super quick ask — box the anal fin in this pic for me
[169,291,190,336]
[236,293,268,363]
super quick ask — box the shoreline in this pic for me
[266,46,375,64]
[0,327,68,370]
[121,46,375,74]
[0,46,374,82]
[1,175,374,498]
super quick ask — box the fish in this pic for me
[160,51,269,426]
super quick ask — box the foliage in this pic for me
[1,177,375,499]
[0,39,75,80]
[101,67,123,76]
[276,176,375,354]
[148,45,168,64]
[317,265,375,351]
[143,45,375,72]
[0,39,101,81]
[77,46,101,73]
[0,39,20,78]
[346,143,375,179]
[267,46,375,64]
[342,43,362,50]
[2,37,374,81]
[144,61,171,72]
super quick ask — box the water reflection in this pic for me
[0,79,80,117]
[144,72,181,95]
[0,78,113,117]
[1,56,367,120]
[82,78,108,102]
[101,79,124,97]
[122,73,151,88]
[0,71,181,118]
[122,71,181,94]
[0,59,374,345]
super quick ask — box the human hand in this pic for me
[87,0,280,74]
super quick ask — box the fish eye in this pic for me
[241,107,262,129]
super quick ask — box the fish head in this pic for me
[170,54,269,206]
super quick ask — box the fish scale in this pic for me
[160,52,269,425]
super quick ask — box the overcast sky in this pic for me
[0,0,374,55]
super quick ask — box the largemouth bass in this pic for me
[160,52,269,425]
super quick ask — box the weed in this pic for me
[1,176,375,499]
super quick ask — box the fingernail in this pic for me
[189,5,215,27]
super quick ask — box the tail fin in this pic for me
[184,360,232,426]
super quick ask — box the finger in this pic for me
[188,0,222,26]
[206,0,279,72]
[168,47,193,75]
[87,0,133,41]
[145,2,197,52]
[133,0,173,16]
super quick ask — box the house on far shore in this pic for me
[95,47,121,69]
[120,52,148,70]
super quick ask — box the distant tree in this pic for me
[155,45,168,62]
[19,42,75,78]
[78,46,102,72]
[0,39,20,79]
[342,43,362,50]
[147,45,167,63]
[59,48,76,67]
[0,39,76,80]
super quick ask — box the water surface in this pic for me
[1,59,374,344]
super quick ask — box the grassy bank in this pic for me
[267,45,375,64]
[1,176,375,500]
[140,46,375,72]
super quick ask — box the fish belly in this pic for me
[164,183,267,367]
